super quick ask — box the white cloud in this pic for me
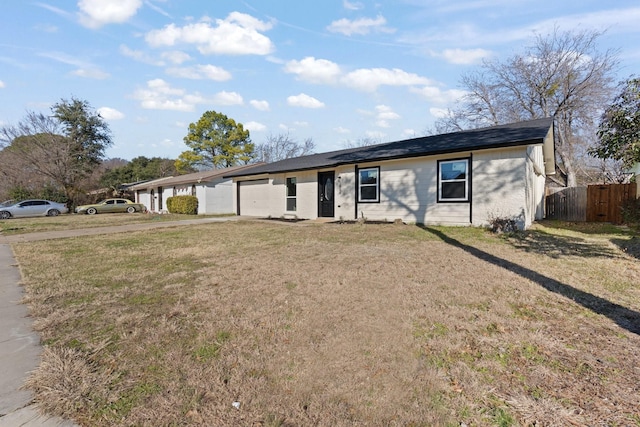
[77,0,143,28]
[287,93,325,109]
[132,78,204,111]
[145,12,274,55]
[402,129,417,138]
[334,126,351,134]
[0,80,5,88]
[133,82,241,110]
[326,15,395,36]
[250,99,270,111]
[166,64,232,81]
[365,130,386,139]
[341,68,432,92]
[39,51,110,79]
[212,91,243,105]
[161,50,191,64]
[284,57,341,84]
[72,68,110,79]
[411,86,467,104]
[343,0,364,11]
[374,105,400,128]
[429,107,450,119]
[440,48,492,65]
[245,121,267,132]
[120,45,165,66]
[98,106,125,120]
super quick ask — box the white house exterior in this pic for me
[224,119,555,229]
[130,164,258,215]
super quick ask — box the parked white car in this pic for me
[0,199,69,219]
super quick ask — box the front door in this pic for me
[318,171,335,218]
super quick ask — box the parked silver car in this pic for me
[0,199,69,219]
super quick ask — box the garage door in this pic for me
[238,179,269,217]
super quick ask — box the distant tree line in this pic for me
[0,103,316,206]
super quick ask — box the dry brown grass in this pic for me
[12,220,640,426]
[0,212,213,235]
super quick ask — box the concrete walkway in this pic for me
[0,215,252,426]
[0,244,76,427]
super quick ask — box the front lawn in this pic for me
[0,212,202,236]
[13,221,640,426]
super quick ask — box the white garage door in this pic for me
[238,179,269,217]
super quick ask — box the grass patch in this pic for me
[12,220,640,426]
[0,212,210,235]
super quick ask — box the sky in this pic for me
[1,1,640,161]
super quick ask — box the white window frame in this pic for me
[438,158,469,202]
[286,177,297,211]
[358,167,380,203]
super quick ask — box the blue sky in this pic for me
[1,1,639,161]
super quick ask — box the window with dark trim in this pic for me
[286,177,297,211]
[438,158,469,202]
[358,167,379,202]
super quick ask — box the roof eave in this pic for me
[225,137,546,178]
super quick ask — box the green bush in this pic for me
[621,197,640,225]
[8,185,67,204]
[166,195,198,215]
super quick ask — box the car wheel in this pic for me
[126,206,136,214]
[0,211,11,220]
[87,207,97,215]
[47,209,60,217]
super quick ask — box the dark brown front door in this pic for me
[318,171,335,218]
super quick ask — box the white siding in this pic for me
[526,145,547,224]
[471,147,528,227]
[232,146,545,228]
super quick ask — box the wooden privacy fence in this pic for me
[546,184,637,223]
[546,186,587,222]
[586,183,637,224]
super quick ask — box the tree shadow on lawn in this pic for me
[420,226,640,336]
[611,236,640,260]
[504,229,623,259]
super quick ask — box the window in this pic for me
[286,177,297,211]
[438,159,469,202]
[358,167,379,202]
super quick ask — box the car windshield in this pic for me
[0,199,15,207]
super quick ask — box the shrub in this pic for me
[488,215,519,234]
[621,197,640,225]
[166,195,198,215]
[8,185,67,204]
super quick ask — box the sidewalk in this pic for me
[0,244,76,427]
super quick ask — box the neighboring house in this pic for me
[130,164,259,214]
[224,118,556,229]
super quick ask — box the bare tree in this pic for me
[0,98,112,204]
[436,28,619,187]
[341,137,382,149]
[254,133,315,163]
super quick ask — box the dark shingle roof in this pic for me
[224,118,553,178]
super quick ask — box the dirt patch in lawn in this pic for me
[12,221,640,426]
